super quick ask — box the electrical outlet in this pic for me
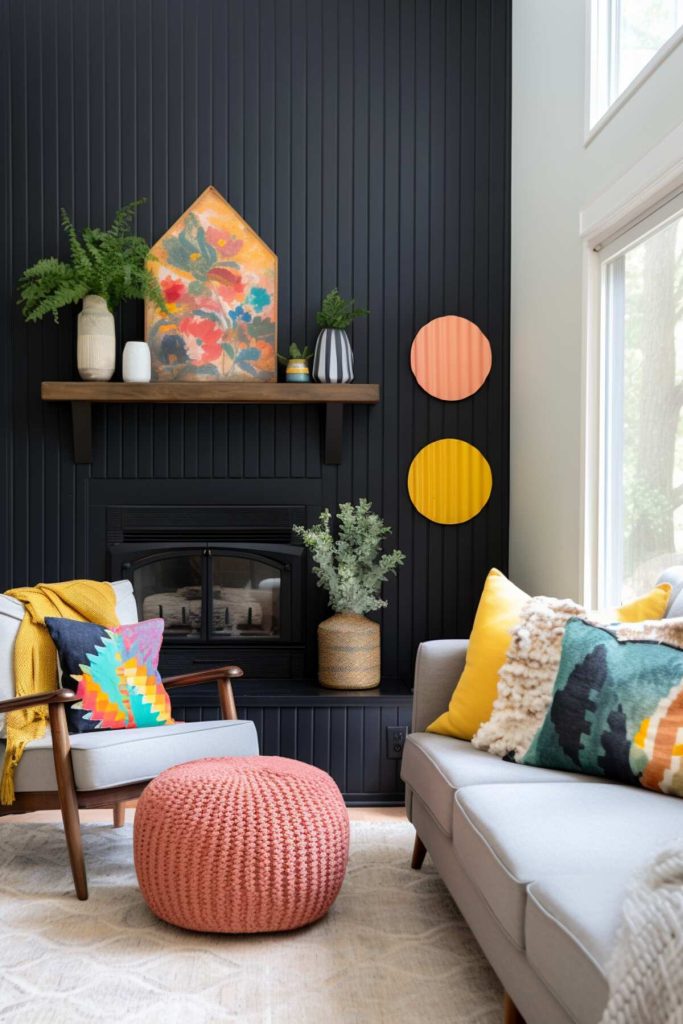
[386,725,408,759]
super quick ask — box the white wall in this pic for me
[510,0,683,600]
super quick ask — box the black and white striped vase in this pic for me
[312,328,354,383]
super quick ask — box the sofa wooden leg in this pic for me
[411,833,427,870]
[503,992,525,1024]
[49,703,88,900]
[113,802,126,828]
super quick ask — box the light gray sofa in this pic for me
[401,567,683,1024]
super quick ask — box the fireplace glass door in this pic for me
[113,542,298,644]
[133,552,203,638]
[209,555,281,639]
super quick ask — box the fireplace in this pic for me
[107,506,306,679]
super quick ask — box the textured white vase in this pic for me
[77,294,115,381]
[122,341,152,383]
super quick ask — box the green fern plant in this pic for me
[18,199,166,323]
[316,288,369,330]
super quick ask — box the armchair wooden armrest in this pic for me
[162,665,243,721]
[0,687,76,715]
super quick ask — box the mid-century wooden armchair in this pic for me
[0,582,259,900]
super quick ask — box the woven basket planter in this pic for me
[317,613,380,689]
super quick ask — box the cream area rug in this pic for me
[0,820,501,1024]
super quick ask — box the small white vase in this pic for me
[122,341,152,383]
[77,294,115,381]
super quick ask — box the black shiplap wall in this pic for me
[0,0,510,683]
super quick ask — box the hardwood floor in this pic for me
[5,804,407,825]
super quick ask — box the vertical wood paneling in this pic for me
[172,699,408,803]
[0,0,511,685]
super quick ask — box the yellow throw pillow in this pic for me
[601,586,671,623]
[426,569,671,741]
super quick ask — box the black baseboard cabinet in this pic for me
[170,679,413,806]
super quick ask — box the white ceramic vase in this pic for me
[122,341,152,383]
[77,294,115,381]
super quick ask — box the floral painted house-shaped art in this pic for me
[145,186,277,381]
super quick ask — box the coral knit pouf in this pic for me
[133,756,350,933]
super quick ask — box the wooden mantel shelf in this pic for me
[41,381,379,404]
[41,381,380,465]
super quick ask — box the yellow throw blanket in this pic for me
[1,580,119,805]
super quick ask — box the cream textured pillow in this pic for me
[471,597,583,760]
[472,597,679,761]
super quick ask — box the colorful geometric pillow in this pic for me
[44,617,173,734]
[522,617,683,796]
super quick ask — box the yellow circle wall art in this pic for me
[410,315,492,401]
[407,439,492,524]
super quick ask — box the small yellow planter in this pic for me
[317,613,381,690]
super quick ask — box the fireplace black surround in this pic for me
[106,502,414,805]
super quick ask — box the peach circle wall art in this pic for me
[410,315,492,401]
[407,438,492,524]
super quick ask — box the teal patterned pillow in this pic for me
[522,617,683,796]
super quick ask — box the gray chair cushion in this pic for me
[401,733,603,836]
[524,874,630,1024]
[4,719,259,792]
[453,781,683,950]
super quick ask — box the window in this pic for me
[598,196,683,604]
[591,0,683,126]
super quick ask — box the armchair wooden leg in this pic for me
[411,833,427,870]
[48,703,88,900]
[503,992,525,1024]
[218,679,238,721]
[113,802,126,828]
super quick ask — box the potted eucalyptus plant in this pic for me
[17,199,165,381]
[312,288,369,383]
[278,342,314,382]
[294,499,404,689]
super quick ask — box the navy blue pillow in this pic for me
[45,617,172,733]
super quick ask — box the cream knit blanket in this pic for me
[600,844,683,1024]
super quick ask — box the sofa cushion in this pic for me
[3,718,259,792]
[452,781,683,949]
[524,874,628,1024]
[400,733,597,836]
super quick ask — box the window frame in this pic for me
[587,190,683,607]
[586,0,683,144]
